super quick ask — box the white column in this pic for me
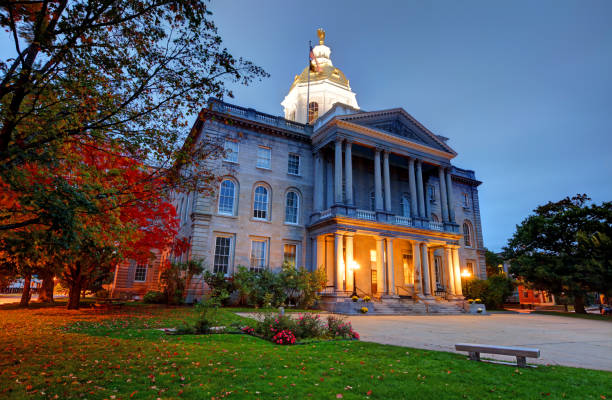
[445,247,456,295]
[314,152,324,211]
[438,167,449,222]
[344,141,353,205]
[334,139,343,204]
[420,243,431,296]
[316,236,325,271]
[446,169,455,223]
[386,238,395,295]
[345,234,354,292]
[376,237,386,294]
[416,160,425,218]
[408,158,418,218]
[412,241,422,294]
[383,151,392,212]
[325,157,333,208]
[374,149,383,211]
[452,247,463,296]
[334,233,344,291]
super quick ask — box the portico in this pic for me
[310,216,464,300]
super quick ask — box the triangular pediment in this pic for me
[337,109,456,155]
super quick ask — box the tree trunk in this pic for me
[573,292,587,314]
[67,280,82,310]
[38,273,55,303]
[19,273,32,307]
[67,262,82,310]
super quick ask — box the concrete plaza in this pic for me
[344,312,612,371]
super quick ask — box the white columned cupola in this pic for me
[281,28,359,124]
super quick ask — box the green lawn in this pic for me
[0,303,610,399]
[532,310,612,322]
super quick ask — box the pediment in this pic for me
[338,109,455,155]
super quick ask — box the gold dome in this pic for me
[290,64,351,91]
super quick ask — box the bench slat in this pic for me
[455,343,540,358]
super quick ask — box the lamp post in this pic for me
[461,269,472,278]
[350,261,360,298]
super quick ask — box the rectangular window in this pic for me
[402,252,413,285]
[428,186,436,202]
[288,153,300,175]
[463,192,470,208]
[256,146,271,169]
[466,261,475,275]
[134,263,147,282]
[283,244,297,267]
[223,139,239,163]
[213,236,232,274]
[250,239,268,272]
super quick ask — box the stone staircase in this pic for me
[319,295,465,315]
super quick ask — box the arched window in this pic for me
[431,214,439,223]
[463,221,473,247]
[285,191,299,224]
[308,102,319,123]
[401,193,411,217]
[218,179,236,215]
[369,191,376,211]
[253,185,269,220]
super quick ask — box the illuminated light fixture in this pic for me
[461,269,472,278]
[350,261,360,298]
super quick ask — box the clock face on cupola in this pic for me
[281,29,359,125]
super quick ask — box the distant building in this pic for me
[112,30,486,311]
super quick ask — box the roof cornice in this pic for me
[314,119,456,161]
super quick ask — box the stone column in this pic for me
[383,151,392,212]
[452,247,463,296]
[345,234,354,292]
[416,160,425,218]
[420,243,431,296]
[344,141,353,206]
[386,238,396,295]
[374,149,383,211]
[445,247,456,295]
[334,233,344,291]
[314,152,324,211]
[316,236,325,271]
[325,157,333,208]
[445,169,455,223]
[412,241,422,294]
[408,158,418,218]
[429,249,436,295]
[376,237,386,294]
[438,167,449,222]
[334,139,343,204]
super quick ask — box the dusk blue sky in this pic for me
[1,1,610,252]
[209,0,612,251]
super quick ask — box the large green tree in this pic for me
[0,0,267,232]
[503,195,612,313]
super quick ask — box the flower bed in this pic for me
[241,313,359,345]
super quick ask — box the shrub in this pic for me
[294,313,324,338]
[143,290,166,304]
[326,315,359,339]
[202,270,234,305]
[464,276,515,309]
[256,313,297,340]
[272,330,296,345]
[360,307,368,314]
[351,295,359,302]
[233,265,255,305]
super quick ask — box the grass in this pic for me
[0,304,610,399]
[532,310,612,322]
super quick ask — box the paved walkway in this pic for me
[344,313,612,371]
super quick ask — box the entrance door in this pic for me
[434,255,443,290]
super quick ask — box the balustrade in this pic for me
[355,209,376,221]
[394,215,413,226]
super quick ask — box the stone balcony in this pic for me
[314,207,459,234]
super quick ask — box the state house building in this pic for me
[112,30,485,312]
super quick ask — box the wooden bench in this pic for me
[455,343,540,368]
